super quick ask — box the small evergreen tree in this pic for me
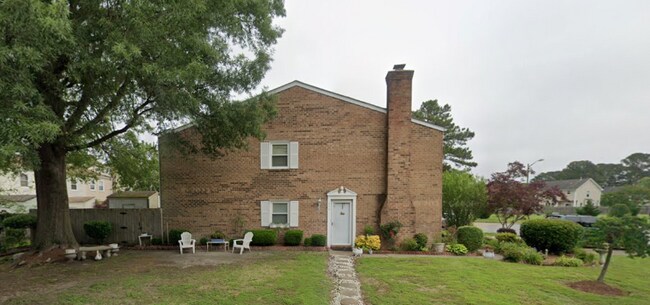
[576,200,601,216]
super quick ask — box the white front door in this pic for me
[331,200,352,245]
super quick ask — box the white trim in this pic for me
[166,80,446,134]
[326,187,357,247]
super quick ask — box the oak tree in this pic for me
[0,0,285,250]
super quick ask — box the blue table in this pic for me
[206,239,229,252]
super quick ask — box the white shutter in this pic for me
[289,201,299,227]
[261,201,271,226]
[260,142,270,169]
[289,142,299,169]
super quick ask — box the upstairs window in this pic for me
[272,144,289,167]
[71,181,78,191]
[19,174,28,187]
[98,180,105,191]
[90,181,96,191]
[260,142,299,169]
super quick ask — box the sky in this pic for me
[248,0,650,178]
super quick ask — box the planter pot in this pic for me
[483,251,495,259]
[64,249,76,262]
[433,243,445,254]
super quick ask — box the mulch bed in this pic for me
[567,280,627,296]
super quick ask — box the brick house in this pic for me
[159,66,444,247]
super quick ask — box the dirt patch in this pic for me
[567,280,627,296]
[11,248,67,267]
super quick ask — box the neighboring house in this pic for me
[0,195,37,213]
[160,66,444,247]
[0,171,114,210]
[544,178,603,207]
[107,191,160,209]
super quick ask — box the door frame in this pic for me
[326,187,357,247]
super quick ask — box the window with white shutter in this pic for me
[261,200,300,227]
[260,141,299,169]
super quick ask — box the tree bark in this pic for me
[33,142,78,250]
[597,245,614,283]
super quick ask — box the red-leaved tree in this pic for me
[487,162,566,228]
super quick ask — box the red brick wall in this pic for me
[160,84,443,244]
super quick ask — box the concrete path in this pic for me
[328,251,364,305]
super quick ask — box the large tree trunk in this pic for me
[597,245,614,283]
[33,142,78,250]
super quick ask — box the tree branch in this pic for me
[68,79,130,136]
[65,99,154,152]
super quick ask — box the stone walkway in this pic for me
[328,251,364,305]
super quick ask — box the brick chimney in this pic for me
[382,64,414,233]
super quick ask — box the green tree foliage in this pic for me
[442,171,488,227]
[487,162,565,228]
[412,100,476,170]
[104,131,159,191]
[601,177,650,215]
[0,0,285,249]
[592,216,650,283]
[609,204,631,217]
[575,200,601,216]
[534,153,650,187]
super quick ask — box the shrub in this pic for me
[311,234,326,246]
[151,238,163,245]
[83,221,112,244]
[363,225,375,235]
[441,228,456,244]
[446,243,468,255]
[609,204,631,217]
[500,242,525,262]
[495,233,522,244]
[496,227,516,234]
[522,248,544,265]
[380,221,403,240]
[210,231,226,239]
[520,219,583,254]
[574,248,598,265]
[248,229,277,246]
[2,214,36,229]
[199,237,208,245]
[413,233,428,249]
[355,235,381,250]
[483,237,499,250]
[3,228,27,248]
[554,255,584,267]
[169,229,189,244]
[304,237,312,246]
[284,230,303,246]
[457,226,483,252]
[400,238,420,251]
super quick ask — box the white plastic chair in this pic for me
[178,232,196,254]
[232,232,254,255]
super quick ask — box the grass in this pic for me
[356,255,650,305]
[474,214,545,224]
[0,251,331,305]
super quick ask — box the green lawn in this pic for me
[356,256,649,305]
[0,251,331,305]
[474,214,545,224]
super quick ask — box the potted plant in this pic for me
[482,245,495,258]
